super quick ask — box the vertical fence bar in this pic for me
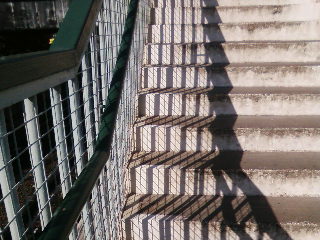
[98,8,107,102]
[81,58,95,158]
[110,0,116,71]
[0,110,25,240]
[113,4,123,213]
[49,87,78,240]
[67,78,93,239]
[90,34,109,239]
[50,87,72,197]
[91,13,110,240]
[91,181,105,240]
[104,163,112,239]
[81,54,106,239]
[23,97,52,228]
[104,0,113,92]
[90,37,101,134]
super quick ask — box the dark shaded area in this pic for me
[204,7,292,239]
[0,29,57,56]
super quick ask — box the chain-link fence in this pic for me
[0,0,149,239]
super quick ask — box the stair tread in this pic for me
[151,4,305,9]
[150,4,320,25]
[139,87,320,94]
[136,116,320,128]
[146,40,320,45]
[152,0,317,7]
[148,21,320,43]
[129,151,320,170]
[144,41,320,65]
[143,62,320,68]
[150,20,320,26]
[123,194,320,224]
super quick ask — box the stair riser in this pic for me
[139,94,320,116]
[148,23,320,43]
[134,126,320,151]
[141,66,320,88]
[123,217,320,240]
[152,0,318,7]
[150,5,320,24]
[143,42,320,65]
[129,167,320,196]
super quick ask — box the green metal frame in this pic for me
[37,0,140,238]
[0,0,102,92]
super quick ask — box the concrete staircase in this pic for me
[123,0,320,239]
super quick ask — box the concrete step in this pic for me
[134,125,320,152]
[136,115,320,129]
[143,42,320,65]
[148,22,320,43]
[138,89,320,116]
[123,194,320,240]
[128,159,320,196]
[152,0,318,7]
[141,64,320,88]
[150,5,320,24]
[129,151,320,170]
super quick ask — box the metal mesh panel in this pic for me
[0,0,149,239]
[74,1,150,239]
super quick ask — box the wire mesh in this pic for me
[0,0,150,239]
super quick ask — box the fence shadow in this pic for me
[205,6,292,240]
[124,1,294,239]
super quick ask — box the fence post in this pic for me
[98,7,108,102]
[23,97,52,227]
[67,78,94,239]
[49,86,78,240]
[0,110,25,239]
[82,53,106,239]
[89,36,101,134]
[50,87,72,197]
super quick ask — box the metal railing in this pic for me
[0,0,149,239]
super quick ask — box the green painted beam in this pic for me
[50,0,102,53]
[50,0,93,51]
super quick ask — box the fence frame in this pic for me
[0,0,146,238]
[0,0,103,109]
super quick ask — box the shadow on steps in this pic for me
[123,2,295,239]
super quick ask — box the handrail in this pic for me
[37,0,140,238]
[0,0,102,92]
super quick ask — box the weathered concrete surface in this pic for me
[123,194,320,240]
[139,91,320,116]
[144,42,320,65]
[129,151,320,170]
[141,64,320,88]
[123,0,320,238]
[135,115,320,129]
[148,22,320,43]
[152,0,319,7]
[129,165,320,195]
[150,5,320,24]
[128,149,320,196]
[134,125,320,151]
